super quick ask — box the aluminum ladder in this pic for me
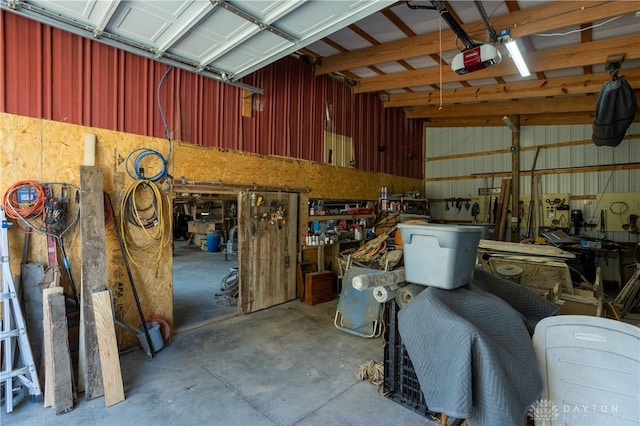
[1,205,42,412]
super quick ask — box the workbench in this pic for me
[562,243,624,289]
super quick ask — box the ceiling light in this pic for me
[505,39,530,77]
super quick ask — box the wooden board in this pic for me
[478,240,576,259]
[304,271,336,305]
[481,255,574,294]
[239,191,298,313]
[42,286,63,408]
[47,291,74,414]
[21,262,45,384]
[496,179,511,241]
[91,290,125,407]
[79,166,107,400]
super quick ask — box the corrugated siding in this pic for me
[0,11,423,179]
[425,123,640,239]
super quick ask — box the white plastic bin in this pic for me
[398,223,482,289]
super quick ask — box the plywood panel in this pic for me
[0,114,46,274]
[0,112,174,349]
[595,192,640,232]
[1,112,421,348]
[172,142,422,201]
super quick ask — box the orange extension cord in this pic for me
[2,180,46,222]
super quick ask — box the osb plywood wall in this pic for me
[1,111,423,346]
[173,143,422,200]
[0,112,172,347]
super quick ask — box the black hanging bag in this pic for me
[592,75,636,147]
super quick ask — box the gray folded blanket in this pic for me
[398,267,559,425]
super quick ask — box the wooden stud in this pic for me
[92,290,125,407]
[495,179,511,241]
[510,115,520,243]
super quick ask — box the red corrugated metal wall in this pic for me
[0,11,423,179]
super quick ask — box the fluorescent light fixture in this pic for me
[502,116,519,132]
[505,39,530,77]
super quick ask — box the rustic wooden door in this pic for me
[238,191,298,313]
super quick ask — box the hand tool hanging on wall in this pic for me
[104,192,154,359]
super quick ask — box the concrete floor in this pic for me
[3,299,437,425]
[172,239,238,331]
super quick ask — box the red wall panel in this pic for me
[0,10,423,179]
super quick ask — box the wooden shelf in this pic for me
[308,213,375,223]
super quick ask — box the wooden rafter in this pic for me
[581,23,594,75]
[420,109,640,128]
[385,69,640,108]
[316,1,638,75]
[348,23,413,91]
[355,34,639,93]
[320,36,383,77]
[408,93,639,119]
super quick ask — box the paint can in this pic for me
[495,264,523,284]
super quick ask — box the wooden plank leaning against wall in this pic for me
[0,111,422,348]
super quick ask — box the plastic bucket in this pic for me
[207,231,221,252]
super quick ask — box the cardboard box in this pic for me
[188,221,217,234]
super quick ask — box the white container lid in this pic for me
[397,223,483,233]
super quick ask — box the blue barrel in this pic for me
[207,231,221,252]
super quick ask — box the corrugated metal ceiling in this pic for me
[0,0,394,92]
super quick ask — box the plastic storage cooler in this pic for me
[397,223,482,289]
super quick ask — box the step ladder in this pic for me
[1,205,42,413]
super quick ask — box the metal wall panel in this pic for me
[425,123,640,239]
[0,11,423,179]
